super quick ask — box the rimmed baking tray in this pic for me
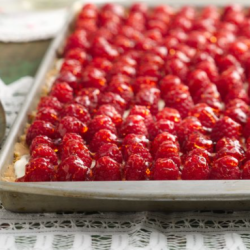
[1,0,250,213]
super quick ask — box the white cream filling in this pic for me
[14,155,29,179]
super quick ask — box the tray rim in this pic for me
[1,0,250,205]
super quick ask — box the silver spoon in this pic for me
[0,100,6,143]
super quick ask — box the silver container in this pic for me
[1,0,250,213]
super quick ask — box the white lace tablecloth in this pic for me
[1,78,250,250]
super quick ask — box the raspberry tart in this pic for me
[11,3,250,182]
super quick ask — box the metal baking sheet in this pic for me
[1,0,250,212]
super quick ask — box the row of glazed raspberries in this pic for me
[20,3,250,181]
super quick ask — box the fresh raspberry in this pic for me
[210,156,240,180]
[192,51,214,65]
[78,3,98,20]
[24,158,55,182]
[61,140,92,167]
[164,89,194,118]
[95,143,122,163]
[95,105,122,128]
[135,37,157,51]
[56,155,90,181]
[62,133,84,145]
[141,53,164,67]
[35,107,59,125]
[148,119,175,140]
[165,58,189,81]
[225,88,249,104]
[132,76,157,94]
[130,2,148,14]
[30,135,54,154]
[60,104,91,124]
[154,141,181,167]
[76,18,97,32]
[188,69,210,96]
[55,71,78,91]
[90,57,112,74]
[115,55,137,66]
[26,120,56,145]
[216,137,242,152]
[120,115,148,138]
[65,48,87,65]
[129,105,153,128]
[211,116,242,142]
[57,116,88,138]
[159,75,182,98]
[50,82,74,103]
[156,108,182,125]
[135,87,160,115]
[110,63,136,78]
[196,60,219,83]
[224,107,248,125]
[108,81,134,105]
[60,59,82,78]
[182,132,214,153]
[192,83,220,103]
[73,96,93,113]
[198,95,223,115]
[98,92,126,114]
[182,155,210,180]
[242,161,250,179]
[228,41,248,61]
[123,134,149,149]
[182,148,212,164]
[151,132,178,156]
[93,156,122,181]
[216,67,243,99]
[31,144,58,165]
[217,54,240,72]
[38,96,62,112]
[226,99,249,114]
[151,158,180,180]
[101,3,125,18]
[190,83,221,103]
[81,67,107,91]
[137,63,161,80]
[86,115,117,141]
[188,103,218,129]
[176,117,205,144]
[91,37,119,60]
[76,87,100,102]
[215,145,245,162]
[166,50,190,64]
[123,142,152,162]
[64,30,89,53]
[244,118,250,139]
[124,154,148,181]
[90,129,118,152]
[110,74,131,86]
